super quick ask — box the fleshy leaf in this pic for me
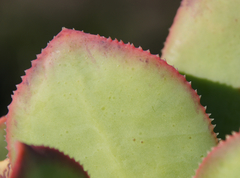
[0,116,7,160]
[10,142,89,178]
[162,0,240,139]
[7,28,217,177]
[184,75,240,139]
[194,132,240,178]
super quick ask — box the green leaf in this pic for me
[194,132,240,178]
[7,28,216,177]
[0,116,7,161]
[10,142,89,178]
[184,75,240,139]
[162,0,240,139]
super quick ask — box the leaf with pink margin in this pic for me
[7,28,217,177]
[10,142,89,178]
[162,0,240,139]
[194,132,240,178]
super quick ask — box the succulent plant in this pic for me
[5,28,216,177]
[162,0,240,140]
[0,0,240,177]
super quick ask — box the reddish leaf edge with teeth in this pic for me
[10,142,90,178]
[6,27,218,163]
[0,116,6,127]
[194,131,240,178]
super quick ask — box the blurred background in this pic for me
[0,0,181,117]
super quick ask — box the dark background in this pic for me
[0,0,181,117]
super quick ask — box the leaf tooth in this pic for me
[138,46,142,50]
[107,36,112,42]
[195,89,198,93]
[119,40,124,44]
[231,131,237,136]
[171,65,178,70]
[156,54,160,58]
[225,134,231,140]
[10,94,14,101]
[31,59,36,65]
[5,147,8,158]
[204,106,207,110]
[130,43,134,47]
[199,95,202,99]
[35,53,41,58]
[146,49,150,53]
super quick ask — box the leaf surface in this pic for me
[7,28,216,177]
[162,0,240,139]
[195,132,240,178]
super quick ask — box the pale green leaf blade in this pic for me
[7,28,217,178]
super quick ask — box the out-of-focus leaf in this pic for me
[162,0,240,139]
[10,142,89,178]
[194,132,240,178]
